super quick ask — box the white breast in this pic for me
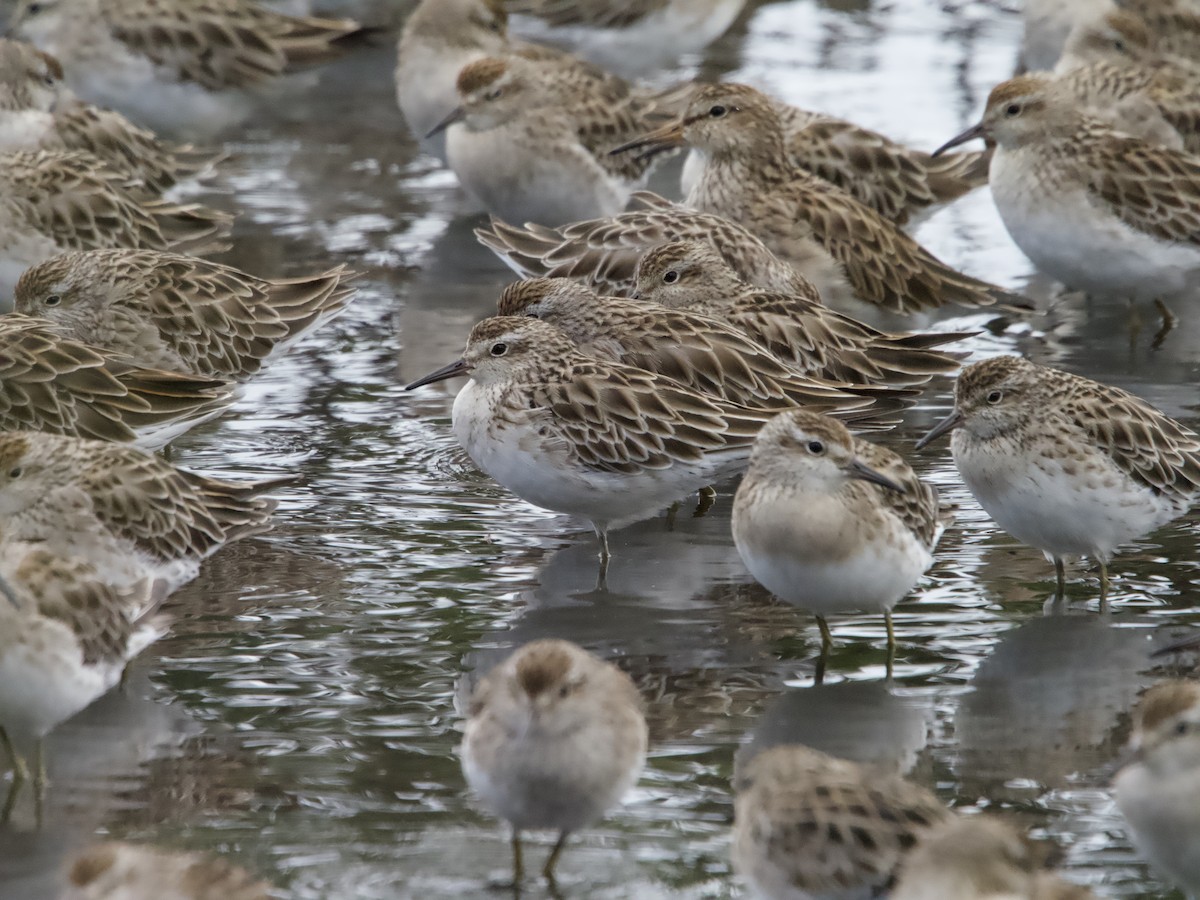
[990,148,1200,300]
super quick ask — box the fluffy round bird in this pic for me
[405,315,783,561]
[916,355,1200,600]
[733,409,947,667]
[461,638,647,883]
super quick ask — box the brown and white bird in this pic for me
[15,250,356,381]
[0,38,219,193]
[614,83,1023,314]
[462,639,647,883]
[427,54,680,223]
[0,543,168,805]
[632,240,970,390]
[476,190,810,298]
[732,743,951,899]
[679,92,990,225]
[0,149,232,303]
[494,276,910,427]
[0,430,291,593]
[0,314,234,449]
[406,315,785,559]
[8,0,363,137]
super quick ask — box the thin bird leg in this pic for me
[0,727,28,825]
[1053,557,1066,600]
[596,529,611,563]
[511,828,524,885]
[693,485,717,517]
[0,727,29,784]
[885,611,896,681]
[816,616,834,650]
[32,740,45,829]
[542,831,569,882]
[1099,560,1110,611]
[1152,298,1177,349]
[33,740,46,794]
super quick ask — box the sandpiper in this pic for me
[502,0,745,75]
[0,39,219,193]
[462,639,646,883]
[428,55,675,223]
[15,250,357,381]
[397,0,689,158]
[891,817,1095,900]
[733,409,946,667]
[494,277,908,428]
[916,356,1200,600]
[65,841,273,900]
[732,744,950,899]
[1114,680,1200,896]
[1020,0,1113,71]
[680,94,990,225]
[632,240,970,390]
[476,190,815,298]
[396,0,516,156]
[614,83,1022,314]
[1054,11,1200,154]
[934,74,1200,300]
[0,544,167,812]
[9,0,362,136]
[405,316,781,560]
[0,149,233,303]
[0,314,235,448]
[0,431,291,594]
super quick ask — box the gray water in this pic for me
[1,1,1199,897]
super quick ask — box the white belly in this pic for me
[1115,763,1200,894]
[462,718,643,833]
[0,220,61,311]
[0,111,58,153]
[0,619,123,742]
[990,149,1200,299]
[952,431,1186,561]
[732,489,933,615]
[452,380,747,530]
[394,45,485,160]
[446,123,629,224]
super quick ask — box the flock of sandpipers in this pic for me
[0,0,1199,896]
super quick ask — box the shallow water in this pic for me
[2,1,1200,897]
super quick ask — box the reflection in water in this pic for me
[740,681,930,775]
[1,1,1200,898]
[954,615,1156,795]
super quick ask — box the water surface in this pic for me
[2,2,1199,897]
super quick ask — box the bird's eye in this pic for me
[986,390,1003,404]
[44,293,60,307]
[25,2,43,14]
[490,342,508,356]
[1177,721,1190,736]
[485,88,503,101]
[1004,103,1021,117]
[807,440,824,455]
[487,16,503,32]
[709,105,727,118]
[662,270,679,284]
[9,467,21,478]
[558,684,571,698]
[1113,38,1126,51]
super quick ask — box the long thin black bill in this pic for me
[405,358,470,390]
[915,410,964,450]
